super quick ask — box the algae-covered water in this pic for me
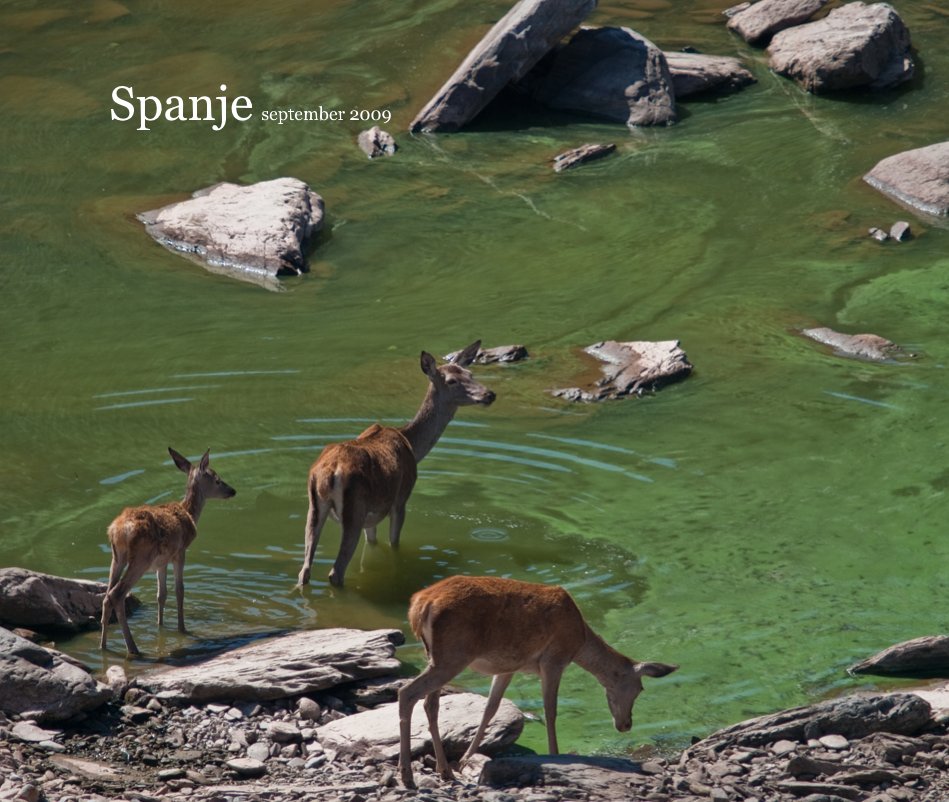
[1,0,948,756]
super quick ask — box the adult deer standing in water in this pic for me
[100,448,236,656]
[397,575,678,788]
[297,341,495,588]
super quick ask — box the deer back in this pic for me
[310,424,417,513]
[409,575,588,675]
[108,502,197,570]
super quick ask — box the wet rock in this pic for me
[767,2,914,93]
[727,0,829,45]
[723,1,752,16]
[849,636,949,678]
[868,226,889,241]
[444,344,529,364]
[357,126,397,158]
[552,143,616,172]
[889,221,912,240]
[526,26,676,127]
[0,627,111,722]
[664,51,756,98]
[316,691,523,762]
[138,177,324,290]
[481,755,651,796]
[801,326,906,362]
[553,339,693,402]
[136,628,404,703]
[410,0,596,133]
[0,567,138,633]
[863,141,949,217]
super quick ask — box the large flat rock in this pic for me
[410,0,595,133]
[482,755,648,795]
[138,177,324,289]
[0,627,111,722]
[802,326,906,362]
[527,26,677,127]
[316,691,523,762]
[664,51,756,98]
[850,636,949,679]
[727,0,828,45]
[863,141,949,217]
[136,628,404,703]
[0,567,138,633]
[767,2,913,92]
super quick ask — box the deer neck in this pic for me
[181,482,207,523]
[573,624,632,688]
[400,384,457,463]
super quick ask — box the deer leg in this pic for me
[100,549,125,650]
[539,663,566,754]
[388,502,407,547]
[173,555,187,634]
[460,672,514,765]
[156,565,168,628]
[398,663,463,789]
[298,481,330,586]
[328,492,366,587]
[423,691,454,781]
[364,526,377,545]
[107,562,149,657]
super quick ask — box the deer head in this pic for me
[169,448,237,501]
[605,661,679,732]
[420,340,496,407]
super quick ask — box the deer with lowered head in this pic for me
[100,448,236,656]
[297,341,495,589]
[398,575,678,788]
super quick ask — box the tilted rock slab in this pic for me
[802,326,906,361]
[527,26,677,127]
[727,0,829,45]
[444,343,529,364]
[136,628,404,703]
[0,567,138,633]
[552,142,617,172]
[664,52,756,98]
[410,0,595,133]
[0,627,111,722]
[863,141,949,217]
[482,755,648,794]
[316,691,524,762]
[850,636,949,679]
[553,340,693,401]
[767,2,914,93]
[691,694,934,752]
[138,177,324,288]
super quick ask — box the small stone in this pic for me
[305,754,326,770]
[268,721,302,744]
[246,742,270,762]
[640,761,665,774]
[889,221,911,241]
[771,740,798,756]
[121,705,154,723]
[869,226,889,241]
[297,697,322,722]
[225,757,267,778]
[38,740,66,753]
[158,769,186,781]
[146,698,163,712]
[819,734,850,750]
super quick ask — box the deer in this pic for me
[100,448,236,656]
[297,340,495,589]
[397,574,678,788]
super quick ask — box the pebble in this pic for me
[225,757,267,778]
[819,734,850,751]
[246,742,271,762]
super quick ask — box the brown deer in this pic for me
[297,341,495,589]
[100,448,236,656]
[398,575,678,788]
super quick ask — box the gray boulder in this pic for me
[553,340,693,401]
[850,636,949,678]
[767,2,913,92]
[863,142,949,217]
[527,26,677,127]
[444,344,529,364]
[0,627,111,722]
[357,127,397,158]
[0,567,138,633]
[410,0,595,133]
[802,326,906,361]
[138,177,324,290]
[664,52,756,98]
[316,691,523,762]
[727,0,829,45]
[136,628,404,703]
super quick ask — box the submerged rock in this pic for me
[357,126,398,158]
[410,0,596,133]
[802,326,906,361]
[136,628,404,703]
[0,567,138,633]
[664,51,756,98]
[553,143,616,172]
[850,636,949,678]
[767,2,914,92]
[444,343,529,363]
[316,691,523,762]
[727,0,829,45]
[526,26,677,127]
[138,177,324,290]
[0,627,111,722]
[863,141,949,217]
[553,340,693,401]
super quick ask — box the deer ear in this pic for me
[453,340,482,367]
[420,351,439,378]
[169,447,191,474]
[199,449,210,471]
[636,661,678,678]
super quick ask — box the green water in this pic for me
[2,0,949,756]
